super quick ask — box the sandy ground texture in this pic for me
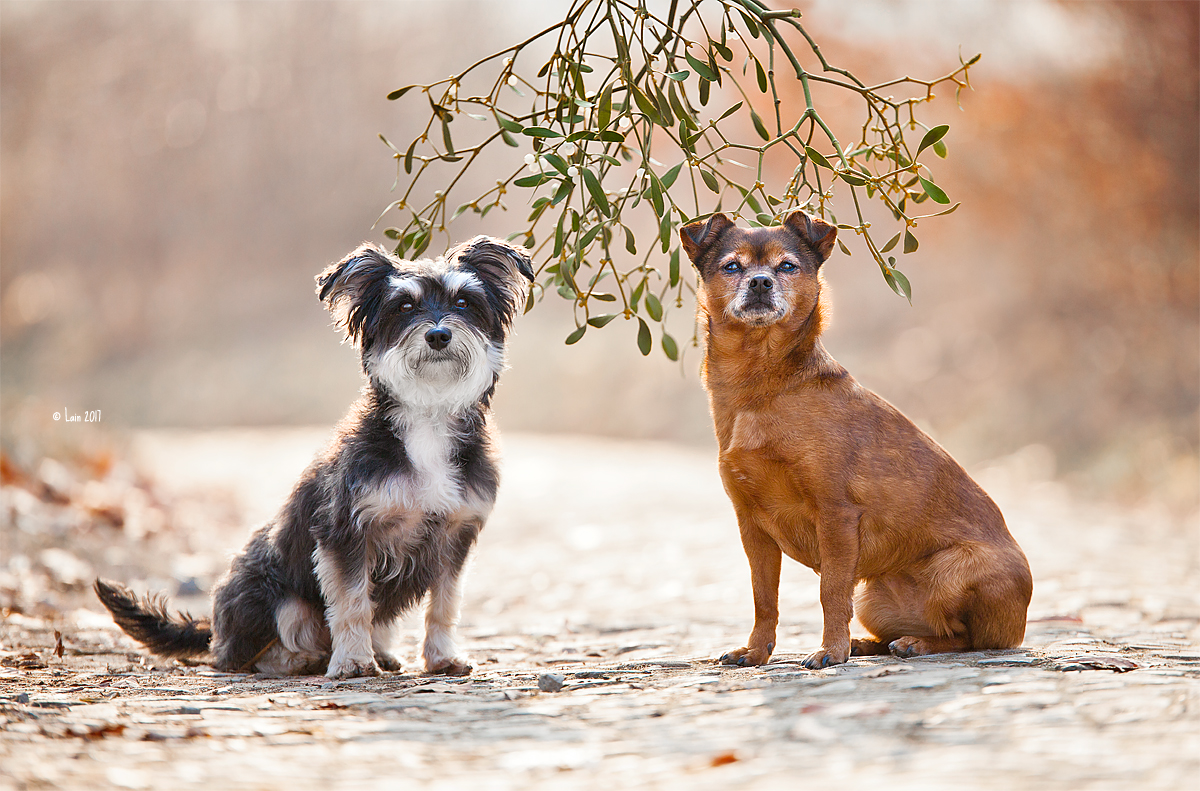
[2,429,1198,790]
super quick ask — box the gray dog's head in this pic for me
[316,237,535,411]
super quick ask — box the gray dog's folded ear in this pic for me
[783,210,837,264]
[315,243,396,344]
[447,236,535,325]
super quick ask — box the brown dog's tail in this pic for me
[93,578,212,659]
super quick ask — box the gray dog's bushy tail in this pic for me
[94,578,212,658]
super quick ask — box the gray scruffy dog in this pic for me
[96,236,534,678]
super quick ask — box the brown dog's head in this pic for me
[681,211,836,328]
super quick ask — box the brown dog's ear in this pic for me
[680,213,735,266]
[783,211,837,264]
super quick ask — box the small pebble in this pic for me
[537,673,564,693]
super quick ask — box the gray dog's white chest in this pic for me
[363,411,497,525]
[399,418,464,514]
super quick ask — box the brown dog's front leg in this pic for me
[721,520,781,667]
[802,508,861,669]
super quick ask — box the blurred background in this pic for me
[1,0,1196,512]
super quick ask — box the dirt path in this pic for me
[2,432,1198,789]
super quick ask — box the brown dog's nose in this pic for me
[748,275,773,294]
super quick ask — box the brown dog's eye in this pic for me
[722,261,742,273]
[777,260,798,273]
[399,302,415,313]
[453,297,469,310]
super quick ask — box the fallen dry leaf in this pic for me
[64,723,126,740]
[1054,654,1139,673]
[1,651,47,670]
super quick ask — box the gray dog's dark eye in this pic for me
[399,302,415,313]
[453,297,469,309]
[722,261,742,273]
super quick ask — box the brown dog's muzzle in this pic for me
[734,274,785,323]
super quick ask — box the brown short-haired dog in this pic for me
[681,211,1032,669]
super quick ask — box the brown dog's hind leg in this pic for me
[857,543,1031,658]
[917,542,1031,653]
[962,541,1034,650]
[855,573,956,656]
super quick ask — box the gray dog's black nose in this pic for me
[748,275,773,294]
[425,327,452,350]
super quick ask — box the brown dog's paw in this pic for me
[888,636,930,658]
[888,634,972,657]
[426,658,473,677]
[800,645,850,669]
[719,643,774,667]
